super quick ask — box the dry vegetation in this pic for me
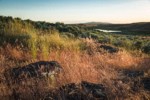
[0,16,150,99]
[0,38,150,100]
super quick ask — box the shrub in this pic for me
[142,43,150,54]
[133,41,144,50]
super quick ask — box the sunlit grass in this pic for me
[27,32,82,59]
[0,16,150,99]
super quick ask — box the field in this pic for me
[0,16,150,100]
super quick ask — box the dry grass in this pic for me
[0,39,150,99]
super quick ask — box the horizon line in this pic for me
[1,15,150,24]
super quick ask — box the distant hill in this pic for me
[83,22,150,33]
[82,22,111,25]
[74,22,111,27]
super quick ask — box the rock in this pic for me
[132,77,150,91]
[123,70,144,78]
[4,61,63,84]
[99,45,119,53]
[44,83,85,100]
[43,81,108,100]
[141,77,150,91]
[120,70,150,91]
[81,81,106,98]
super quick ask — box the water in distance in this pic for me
[96,29,122,33]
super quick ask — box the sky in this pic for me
[0,0,150,24]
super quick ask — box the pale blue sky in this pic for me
[0,0,150,23]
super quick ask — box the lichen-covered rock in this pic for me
[4,61,63,84]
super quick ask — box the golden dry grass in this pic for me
[0,39,150,99]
